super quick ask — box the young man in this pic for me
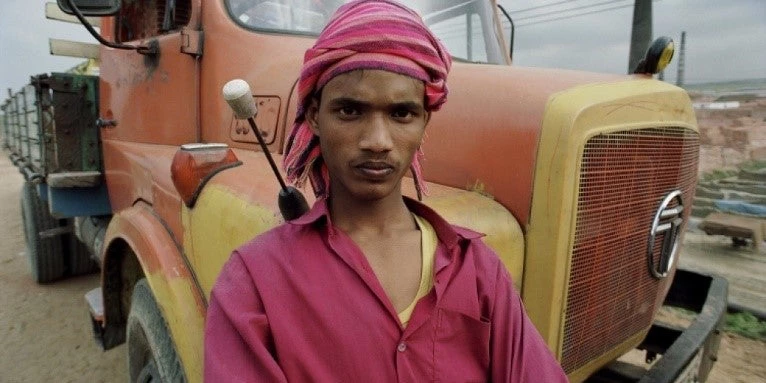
[205,1,568,381]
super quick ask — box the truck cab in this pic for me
[1,1,727,382]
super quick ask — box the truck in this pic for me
[1,0,728,382]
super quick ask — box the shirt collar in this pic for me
[289,196,484,249]
[288,197,330,226]
[290,195,486,324]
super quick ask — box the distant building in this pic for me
[693,101,741,110]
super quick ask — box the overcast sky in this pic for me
[500,0,765,84]
[0,0,764,95]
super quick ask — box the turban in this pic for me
[283,0,452,199]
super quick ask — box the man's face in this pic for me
[306,69,429,202]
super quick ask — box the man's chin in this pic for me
[345,183,401,202]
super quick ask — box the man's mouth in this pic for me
[354,161,395,179]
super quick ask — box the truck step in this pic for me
[85,287,104,323]
[48,171,102,188]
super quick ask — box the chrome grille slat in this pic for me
[560,127,699,373]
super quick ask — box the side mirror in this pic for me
[57,0,121,16]
[56,0,156,55]
[633,36,675,75]
[496,4,514,62]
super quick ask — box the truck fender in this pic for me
[101,202,205,382]
[415,185,526,289]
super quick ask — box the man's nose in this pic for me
[359,114,394,152]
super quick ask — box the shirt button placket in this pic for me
[395,340,409,383]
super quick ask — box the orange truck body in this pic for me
[1,1,728,382]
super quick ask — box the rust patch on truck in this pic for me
[142,40,161,76]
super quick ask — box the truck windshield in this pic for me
[226,0,507,64]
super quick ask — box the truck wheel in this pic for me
[64,228,99,276]
[127,279,185,383]
[20,182,65,283]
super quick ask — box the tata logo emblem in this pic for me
[647,190,684,279]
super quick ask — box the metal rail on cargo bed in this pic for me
[3,73,111,218]
[2,73,101,181]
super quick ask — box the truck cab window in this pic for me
[116,0,192,42]
[225,0,506,64]
[426,8,489,62]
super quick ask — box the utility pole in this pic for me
[628,0,652,73]
[676,31,686,86]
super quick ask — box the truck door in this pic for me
[99,0,200,145]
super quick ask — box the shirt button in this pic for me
[397,342,407,352]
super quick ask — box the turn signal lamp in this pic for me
[171,143,241,208]
[633,36,675,75]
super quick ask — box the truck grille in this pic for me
[561,127,699,373]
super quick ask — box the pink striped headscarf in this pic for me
[283,0,452,199]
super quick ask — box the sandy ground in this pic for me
[0,157,125,382]
[677,222,766,382]
[0,152,764,382]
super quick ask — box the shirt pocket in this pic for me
[433,308,491,382]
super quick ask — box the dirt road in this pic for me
[681,225,766,317]
[0,151,764,382]
[0,156,124,382]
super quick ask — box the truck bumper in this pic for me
[589,268,728,383]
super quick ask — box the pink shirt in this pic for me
[205,198,568,382]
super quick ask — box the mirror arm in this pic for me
[161,0,176,32]
[497,4,514,61]
[65,0,157,55]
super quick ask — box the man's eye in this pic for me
[392,109,415,120]
[338,107,359,116]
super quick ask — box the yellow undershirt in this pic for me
[397,214,437,327]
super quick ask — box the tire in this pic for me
[127,279,185,383]
[20,181,65,283]
[64,223,99,276]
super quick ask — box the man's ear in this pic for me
[306,98,320,135]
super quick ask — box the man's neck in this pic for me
[328,191,415,236]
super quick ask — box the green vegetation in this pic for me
[661,307,766,341]
[701,168,737,181]
[700,159,766,181]
[724,312,766,341]
[738,159,766,172]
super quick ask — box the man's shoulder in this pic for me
[213,221,324,297]
[413,202,503,276]
[446,222,507,281]
[237,220,321,260]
